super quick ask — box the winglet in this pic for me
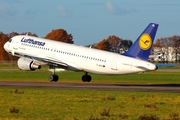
[123,23,159,61]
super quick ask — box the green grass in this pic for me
[0,69,180,84]
[0,88,180,120]
[1,64,180,119]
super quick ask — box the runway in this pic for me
[0,82,180,92]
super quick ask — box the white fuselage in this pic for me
[4,35,156,75]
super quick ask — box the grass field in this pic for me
[0,63,180,119]
[1,88,180,120]
[0,69,180,84]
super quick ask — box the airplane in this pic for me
[3,23,158,82]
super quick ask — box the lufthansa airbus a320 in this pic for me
[4,23,158,82]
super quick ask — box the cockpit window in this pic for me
[8,39,12,43]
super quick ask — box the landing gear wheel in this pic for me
[82,74,91,82]
[86,75,91,82]
[49,65,59,82]
[49,75,59,82]
[82,75,86,82]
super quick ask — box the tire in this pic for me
[82,75,87,82]
[49,75,54,82]
[86,75,92,82]
[49,75,59,82]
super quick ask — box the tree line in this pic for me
[0,28,180,62]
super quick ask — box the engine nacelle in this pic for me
[17,57,41,71]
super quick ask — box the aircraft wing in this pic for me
[15,52,68,68]
[20,52,82,71]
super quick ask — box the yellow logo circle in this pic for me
[139,34,152,50]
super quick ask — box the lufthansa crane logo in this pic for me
[139,33,152,50]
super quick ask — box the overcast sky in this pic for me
[0,0,180,45]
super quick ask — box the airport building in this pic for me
[150,47,180,63]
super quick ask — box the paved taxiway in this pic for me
[0,82,180,92]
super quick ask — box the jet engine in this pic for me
[17,57,41,71]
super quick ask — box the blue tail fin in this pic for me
[123,23,158,61]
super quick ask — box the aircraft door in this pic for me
[111,57,119,71]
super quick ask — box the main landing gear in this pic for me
[49,74,59,82]
[49,66,91,82]
[49,66,59,82]
[82,72,92,82]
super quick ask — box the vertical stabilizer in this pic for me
[123,23,158,61]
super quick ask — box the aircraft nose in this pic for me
[3,42,9,52]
